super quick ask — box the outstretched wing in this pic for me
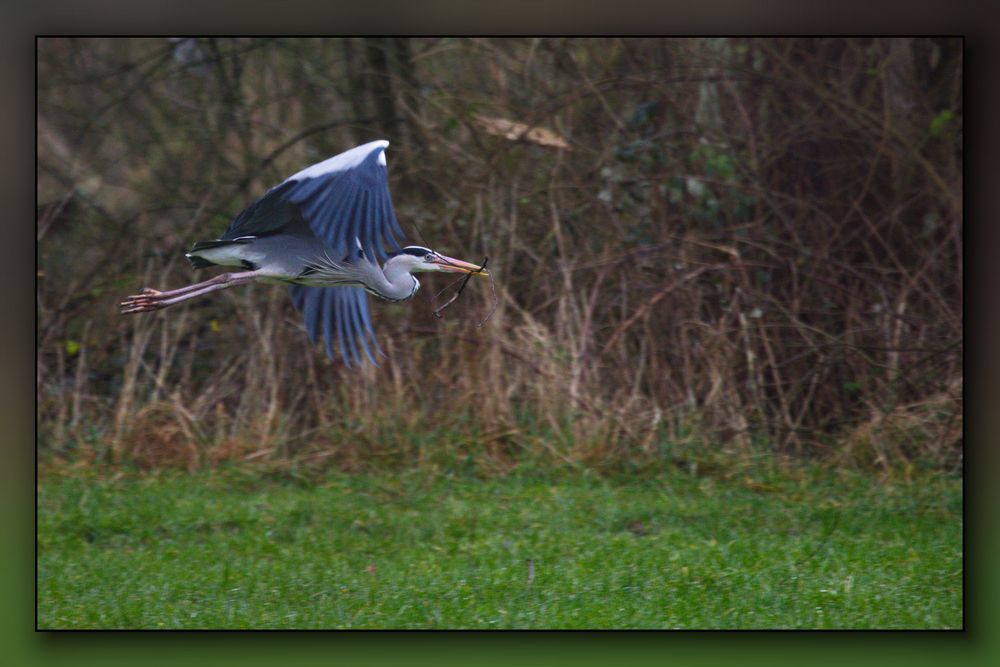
[289,285,382,367]
[221,141,405,366]
[280,139,405,262]
[279,141,403,366]
[223,140,405,257]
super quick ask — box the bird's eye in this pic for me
[424,254,435,262]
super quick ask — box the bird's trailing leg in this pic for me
[119,270,260,314]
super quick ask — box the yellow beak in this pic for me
[431,254,490,277]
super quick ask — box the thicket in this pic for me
[37,38,962,473]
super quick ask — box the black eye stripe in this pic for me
[394,246,434,258]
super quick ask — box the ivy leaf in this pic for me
[930,109,954,137]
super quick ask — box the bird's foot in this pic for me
[119,289,166,314]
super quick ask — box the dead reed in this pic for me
[37,38,962,473]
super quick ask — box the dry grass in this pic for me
[37,38,962,473]
[840,376,963,473]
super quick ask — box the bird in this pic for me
[119,140,488,365]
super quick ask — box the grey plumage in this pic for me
[119,140,488,366]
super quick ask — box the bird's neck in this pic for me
[371,261,420,302]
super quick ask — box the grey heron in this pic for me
[119,140,487,365]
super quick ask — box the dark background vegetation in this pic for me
[36,37,962,474]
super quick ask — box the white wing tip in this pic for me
[287,139,391,182]
[372,139,389,166]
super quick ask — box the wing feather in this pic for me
[290,285,380,367]
[221,181,299,240]
[276,140,402,366]
[353,290,380,362]
[282,140,402,261]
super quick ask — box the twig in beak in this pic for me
[432,257,489,319]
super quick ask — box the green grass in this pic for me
[37,463,962,629]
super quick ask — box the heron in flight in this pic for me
[120,140,487,365]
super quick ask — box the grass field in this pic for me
[36,462,962,629]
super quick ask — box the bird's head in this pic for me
[386,246,489,277]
